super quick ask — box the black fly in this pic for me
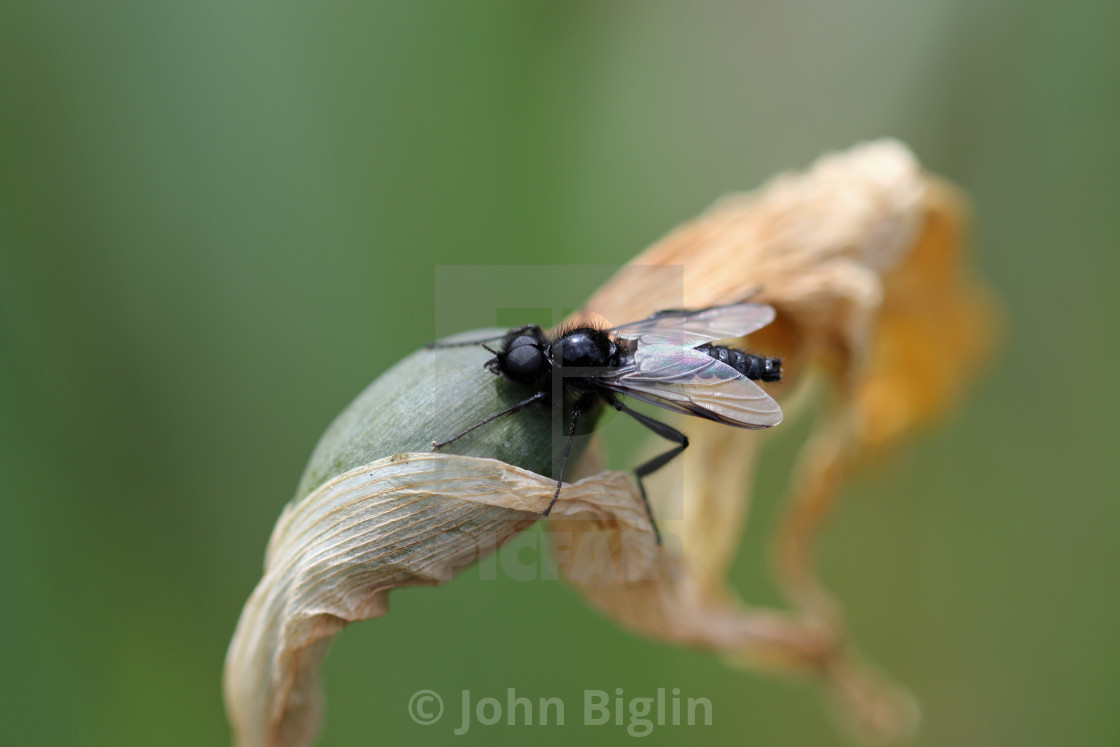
[428,303,783,543]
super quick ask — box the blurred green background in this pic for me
[2,2,1118,745]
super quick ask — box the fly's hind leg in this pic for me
[609,397,690,545]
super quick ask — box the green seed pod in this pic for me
[294,329,602,503]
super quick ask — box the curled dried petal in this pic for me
[572,139,996,741]
[225,453,647,747]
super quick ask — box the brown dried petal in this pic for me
[225,453,642,747]
[569,139,995,741]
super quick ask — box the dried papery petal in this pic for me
[572,139,995,741]
[582,139,931,598]
[584,139,926,379]
[547,512,837,669]
[852,177,999,456]
[672,419,761,596]
[224,453,647,747]
[553,446,919,742]
[776,173,998,628]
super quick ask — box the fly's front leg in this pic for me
[432,391,547,449]
[543,404,582,517]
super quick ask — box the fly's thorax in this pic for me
[547,327,620,401]
[549,327,618,370]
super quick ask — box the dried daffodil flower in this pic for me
[224,139,997,746]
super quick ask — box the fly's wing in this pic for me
[609,303,776,348]
[597,344,783,428]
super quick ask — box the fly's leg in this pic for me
[543,404,582,517]
[610,397,691,545]
[432,391,547,449]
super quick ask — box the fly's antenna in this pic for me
[424,323,542,351]
[424,332,507,350]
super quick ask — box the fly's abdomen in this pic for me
[696,343,782,382]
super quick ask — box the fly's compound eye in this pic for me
[504,343,544,378]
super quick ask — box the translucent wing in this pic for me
[609,303,776,348]
[597,344,783,428]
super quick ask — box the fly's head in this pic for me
[487,326,551,387]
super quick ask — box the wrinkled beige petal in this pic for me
[225,453,645,747]
[569,139,994,742]
[226,447,913,747]
[549,506,919,742]
[585,139,925,379]
[669,418,762,596]
[582,138,930,598]
[776,172,998,638]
